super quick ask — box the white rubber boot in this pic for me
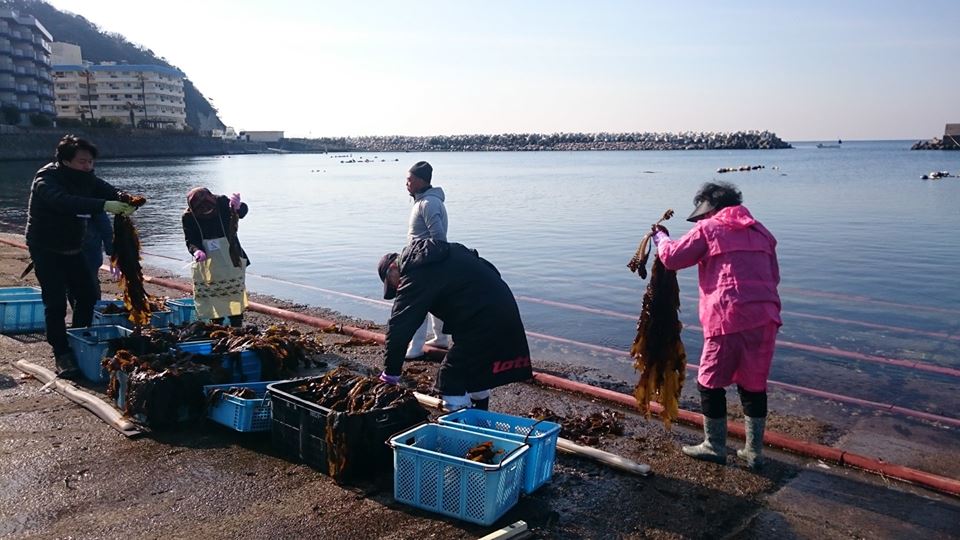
[682,417,728,464]
[424,314,450,348]
[737,416,766,469]
[405,319,428,358]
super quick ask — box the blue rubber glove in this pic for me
[379,371,401,385]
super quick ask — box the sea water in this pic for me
[2,141,958,416]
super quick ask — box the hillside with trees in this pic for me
[2,0,224,132]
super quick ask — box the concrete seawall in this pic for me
[0,128,266,161]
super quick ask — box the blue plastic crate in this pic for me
[93,300,172,329]
[115,370,129,411]
[167,297,197,325]
[0,286,41,297]
[438,409,560,494]
[175,340,213,354]
[389,423,528,526]
[66,325,133,383]
[0,294,45,333]
[175,341,262,383]
[203,382,273,432]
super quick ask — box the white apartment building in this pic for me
[0,8,55,121]
[51,42,186,129]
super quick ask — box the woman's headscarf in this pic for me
[187,187,218,217]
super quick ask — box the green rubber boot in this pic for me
[737,416,766,469]
[682,417,727,464]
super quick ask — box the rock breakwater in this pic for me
[286,130,792,153]
[911,137,960,150]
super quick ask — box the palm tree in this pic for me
[136,72,149,128]
[121,101,142,128]
[81,69,96,121]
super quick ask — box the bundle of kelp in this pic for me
[111,194,164,328]
[530,407,625,447]
[104,350,214,427]
[104,327,179,358]
[286,367,418,413]
[284,367,429,482]
[166,322,326,378]
[626,210,687,428]
[630,256,687,428]
[206,324,326,379]
[167,320,227,342]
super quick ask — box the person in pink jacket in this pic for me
[653,181,781,468]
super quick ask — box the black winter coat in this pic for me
[384,240,532,395]
[25,162,123,253]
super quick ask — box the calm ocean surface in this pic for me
[1,141,958,418]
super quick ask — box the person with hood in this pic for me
[377,239,533,411]
[181,187,249,327]
[653,181,781,469]
[402,161,451,357]
[25,135,139,379]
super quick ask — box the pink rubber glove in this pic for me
[229,193,242,211]
[379,371,401,385]
[193,250,207,262]
[109,263,121,280]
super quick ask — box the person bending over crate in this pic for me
[377,239,533,411]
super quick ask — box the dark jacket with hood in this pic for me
[384,239,532,395]
[25,162,123,254]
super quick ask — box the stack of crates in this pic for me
[0,286,44,333]
[438,409,561,494]
[388,423,529,526]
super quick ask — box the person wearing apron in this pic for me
[181,187,250,327]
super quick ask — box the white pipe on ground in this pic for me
[13,360,141,437]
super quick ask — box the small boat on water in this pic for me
[817,139,842,149]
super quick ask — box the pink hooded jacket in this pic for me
[657,205,781,338]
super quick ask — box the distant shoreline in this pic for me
[0,128,793,161]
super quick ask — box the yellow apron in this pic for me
[192,235,248,319]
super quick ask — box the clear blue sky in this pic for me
[45,0,960,140]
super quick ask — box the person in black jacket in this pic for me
[181,187,249,327]
[377,239,533,410]
[25,135,139,378]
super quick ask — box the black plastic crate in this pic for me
[267,377,428,482]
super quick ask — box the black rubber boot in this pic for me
[54,351,81,380]
[470,397,489,411]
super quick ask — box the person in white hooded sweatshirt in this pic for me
[403,161,451,357]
